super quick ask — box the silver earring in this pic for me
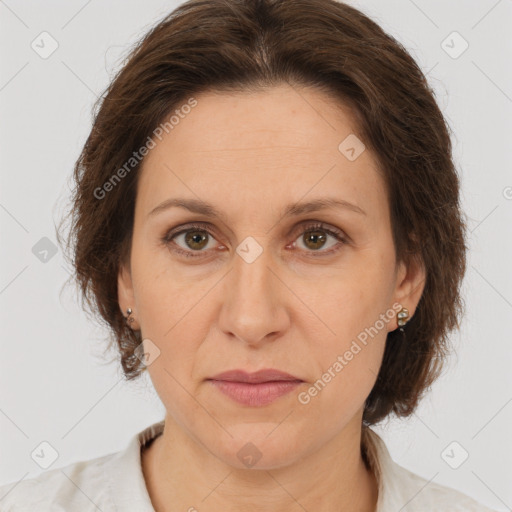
[126,307,135,324]
[397,307,409,333]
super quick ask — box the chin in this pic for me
[205,425,307,471]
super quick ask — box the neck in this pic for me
[141,415,379,512]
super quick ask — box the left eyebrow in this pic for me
[147,196,367,220]
[281,197,366,217]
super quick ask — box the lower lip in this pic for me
[208,380,302,406]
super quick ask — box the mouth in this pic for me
[209,368,303,384]
[206,369,304,406]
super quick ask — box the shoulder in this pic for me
[388,461,499,511]
[363,428,499,512]
[0,421,164,512]
[0,451,116,512]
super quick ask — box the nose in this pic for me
[217,244,290,347]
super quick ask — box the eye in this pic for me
[289,221,348,256]
[162,223,222,258]
[161,221,348,259]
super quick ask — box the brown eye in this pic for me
[163,223,221,258]
[291,222,348,257]
[183,230,210,250]
[302,229,328,250]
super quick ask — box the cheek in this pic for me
[298,325,386,427]
[132,244,209,330]
[143,309,210,419]
[305,256,394,338]
[132,267,214,388]
[297,253,392,405]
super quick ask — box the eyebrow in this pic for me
[148,197,366,220]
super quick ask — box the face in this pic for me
[118,84,425,469]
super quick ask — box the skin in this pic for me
[118,83,426,512]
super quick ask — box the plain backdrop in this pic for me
[0,0,511,510]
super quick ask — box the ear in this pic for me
[390,252,426,331]
[118,260,140,330]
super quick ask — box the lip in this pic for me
[207,369,303,407]
[209,368,302,383]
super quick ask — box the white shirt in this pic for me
[0,420,498,511]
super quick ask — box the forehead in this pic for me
[136,85,385,223]
[150,85,360,157]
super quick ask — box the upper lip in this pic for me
[208,369,303,383]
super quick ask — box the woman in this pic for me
[0,0,499,510]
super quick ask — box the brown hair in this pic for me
[57,0,467,426]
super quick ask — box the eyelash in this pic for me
[161,221,349,259]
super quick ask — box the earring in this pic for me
[125,307,135,325]
[397,307,409,332]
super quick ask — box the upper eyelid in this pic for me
[167,220,344,236]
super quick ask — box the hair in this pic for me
[57,0,467,427]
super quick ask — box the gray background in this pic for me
[0,0,511,510]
